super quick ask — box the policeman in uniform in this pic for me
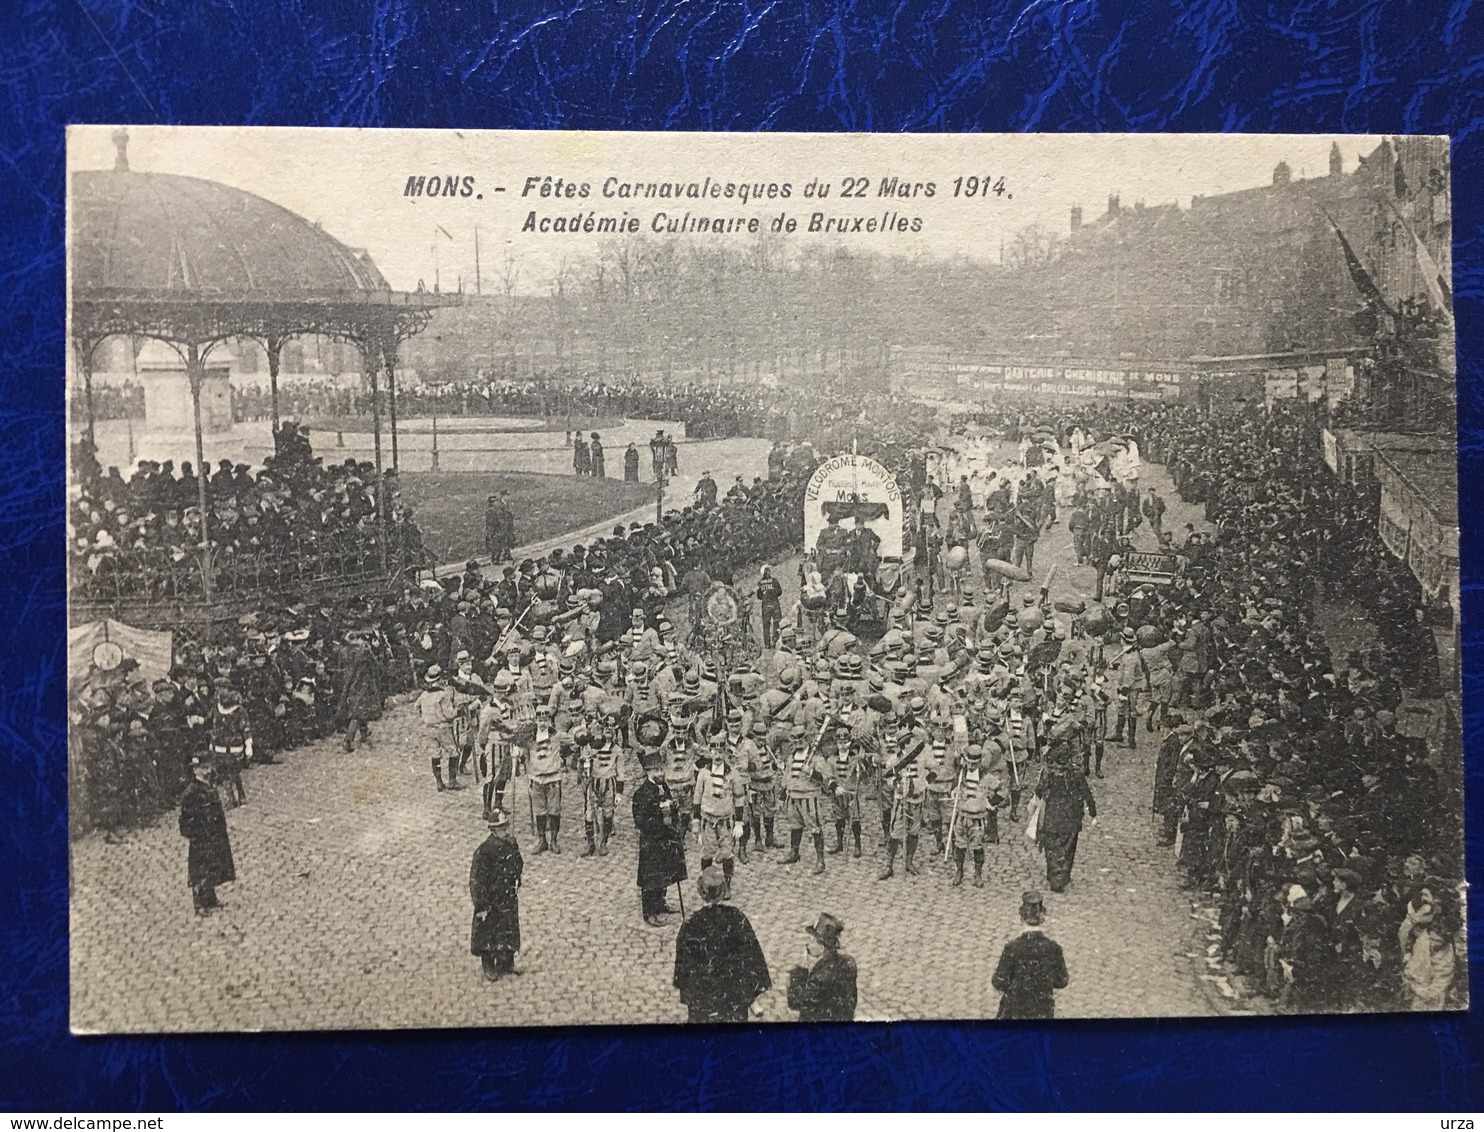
[527,702,566,853]
[578,704,624,856]
[692,742,747,897]
[949,742,1007,888]
[781,721,834,875]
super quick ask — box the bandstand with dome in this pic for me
[68,131,456,619]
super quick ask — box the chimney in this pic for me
[1330,141,1343,178]
[111,128,130,172]
[1107,193,1120,218]
[1273,160,1292,186]
[1070,206,1083,233]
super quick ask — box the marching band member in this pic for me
[692,741,747,897]
[526,702,567,854]
[781,721,835,875]
[577,704,624,857]
[949,742,1007,888]
[877,728,926,880]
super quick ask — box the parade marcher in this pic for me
[672,866,771,1023]
[878,732,927,880]
[662,695,700,839]
[744,719,779,851]
[527,703,566,853]
[578,705,624,857]
[827,718,868,858]
[469,808,523,981]
[756,565,784,649]
[1034,735,1098,893]
[991,891,1068,1019]
[693,743,747,896]
[922,727,958,857]
[476,693,517,819]
[786,913,858,1022]
[416,664,464,791]
[633,736,688,926]
[179,756,235,915]
[208,685,251,808]
[335,628,385,753]
[781,721,835,875]
[949,742,1007,888]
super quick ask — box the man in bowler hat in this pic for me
[469,809,524,981]
[179,756,235,915]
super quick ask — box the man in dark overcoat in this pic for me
[991,891,1069,1018]
[673,866,771,1022]
[335,628,385,751]
[179,758,235,915]
[470,809,524,981]
[633,741,687,925]
[1035,736,1098,893]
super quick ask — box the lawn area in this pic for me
[397,471,654,564]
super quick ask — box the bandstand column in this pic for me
[186,341,213,597]
[77,340,98,454]
[364,341,389,573]
[384,340,400,472]
[266,336,283,439]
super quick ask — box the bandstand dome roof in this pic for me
[71,169,390,297]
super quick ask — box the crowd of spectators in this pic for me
[1117,401,1462,1013]
[67,381,941,837]
[69,383,1463,1020]
[71,380,145,421]
[227,373,915,443]
[69,423,427,602]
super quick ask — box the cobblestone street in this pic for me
[71,446,1231,1032]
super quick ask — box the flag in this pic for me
[1386,195,1454,319]
[1324,211,1396,318]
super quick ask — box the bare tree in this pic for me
[1007,222,1064,272]
[497,249,521,378]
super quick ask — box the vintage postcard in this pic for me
[66,127,1461,1031]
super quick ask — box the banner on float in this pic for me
[803,453,904,559]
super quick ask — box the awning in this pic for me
[1373,447,1460,601]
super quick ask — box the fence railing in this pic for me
[70,531,426,610]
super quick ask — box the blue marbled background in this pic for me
[4,0,1483,1110]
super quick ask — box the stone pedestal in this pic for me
[138,365,233,433]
